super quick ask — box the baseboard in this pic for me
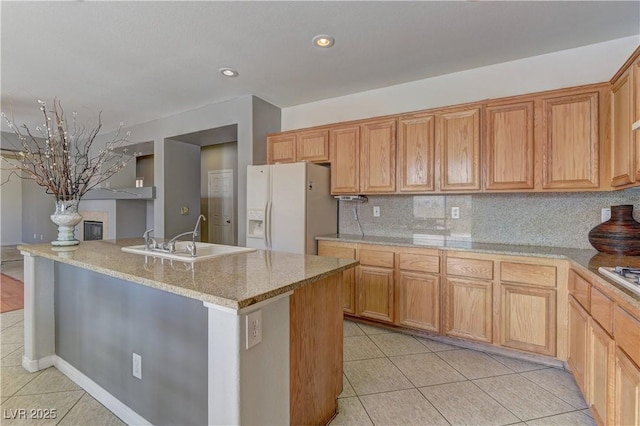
[22,355,55,372]
[54,356,151,426]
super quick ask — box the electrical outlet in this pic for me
[132,353,142,380]
[373,206,380,217]
[451,207,460,219]
[180,206,189,215]
[601,207,611,223]
[246,310,262,349]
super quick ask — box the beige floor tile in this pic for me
[343,320,365,337]
[17,367,81,395]
[343,336,385,361]
[521,368,588,409]
[1,347,23,367]
[344,358,413,395]
[419,380,519,425]
[1,323,24,345]
[415,337,459,352]
[328,396,373,426]
[526,410,596,426]
[57,393,125,426]
[1,311,24,330]
[390,352,466,387]
[359,389,447,426]
[1,343,22,358]
[339,374,356,398]
[0,366,42,398]
[0,390,83,426]
[489,353,547,373]
[582,408,593,418]
[0,262,24,282]
[369,333,430,357]
[474,374,575,421]
[356,323,392,335]
[438,349,515,379]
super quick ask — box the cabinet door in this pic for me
[398,113,435,192]
[267,134,296,164]
[541,92,599,189]
[438,107,482,191]
[569,296,589,397]
[358,266,394,323]
[360,119,396,193]
[611,70,634,187]
[444,278,492,342]
[396,272,440,332]
[615,348,640,426]
[297,130,329,163]
[318,242,357,314]
[330,125,360,194]
[589,319,614,426]
[500,284,556,356]
[484,101,535,190]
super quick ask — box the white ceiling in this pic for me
[1,1,639,134]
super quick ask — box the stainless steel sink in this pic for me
[121,241,255,262]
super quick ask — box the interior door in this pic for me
[208,169,234,245]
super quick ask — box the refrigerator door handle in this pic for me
[265,200,272,249]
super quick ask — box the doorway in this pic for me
[208,169,234,245]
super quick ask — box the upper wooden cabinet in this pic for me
[437,106,482,191]
[267,130,329,164]
[484,100,535,190]
[329,125,360,194]
[397,113,436,192]
[360,118,397,193]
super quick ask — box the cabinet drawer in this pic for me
[359,249,395,268]
[446,257,493,280]
[615,306,640,367]
[399,252,440,273]
[318,245,356,260]
[501,262,557,287]
[591,286,614,335]
[568,269,591,309]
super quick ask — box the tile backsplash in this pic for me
[337,190,640,249]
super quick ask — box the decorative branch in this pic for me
[1,99,132,201]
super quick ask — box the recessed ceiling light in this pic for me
[312,34,334,48]
[219,68,239,77]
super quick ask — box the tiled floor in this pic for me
[1,247,594,425]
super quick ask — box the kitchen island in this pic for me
[18,239,358,426]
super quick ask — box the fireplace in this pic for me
[84,221,103,241]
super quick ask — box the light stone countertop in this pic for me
[18,239,358,311]
[316,233,640,312]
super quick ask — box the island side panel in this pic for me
[290,272,344,425]
[54,263,208,426]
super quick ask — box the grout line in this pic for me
[53,390,87,426]
[521,407,595,424]
[518,368,588,410]
[465,376,525,423]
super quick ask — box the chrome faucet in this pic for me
[164,214,206,256]
[143,229,157,250]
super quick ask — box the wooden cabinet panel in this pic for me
[569,296,590,396]
[541,92,599,189]
[611,70,634,187]
[360,119,397,193]
[591,286,614,336]
[438,107,482,191]
[330,125,360,194]
[589,319,614,426]
[358,266,394,323]
[501,262,557,288]
[359,247,395,268]
[398,113,435,192]
[614,306,640,367]
[318,241,357,314]
[397,272,440,332]
[398,251,440,274]
[296,130,329,163]
[267,134,296,164]
[634,56,640,182]
[446,256,493,280]
[500,284,556,356]
[568,269,591,311]
[485,101,535,190]
[444,278,492,343]
[615,347,640,426]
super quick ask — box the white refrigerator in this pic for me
[246,162,337,254]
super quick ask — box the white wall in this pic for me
[282,36,639,131]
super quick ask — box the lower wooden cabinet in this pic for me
[396,272,440,332]
[589,318,614,426]
[317,242,357,314]
[568,295,590,396]
[444,278,492,343]
[615,347,640,426]
[358,266,394,323]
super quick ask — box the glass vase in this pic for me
[50,198,82,246]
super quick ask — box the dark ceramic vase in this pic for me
[588,205,640,255]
